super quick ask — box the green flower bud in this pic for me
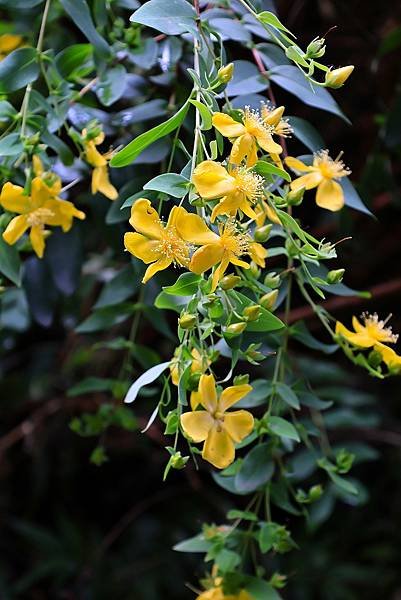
[336,448,354,474]
[243,304,261,321]
[249,261,261,279]
[306,37,326,58]
[325,65,354,89]
[259,289,279,310]
[269,573,287,589]
[226,322,247,336]
[220,274,241,290]
[308,484,323,502]
[179,313,197,330]
[171,451,189,470]
[217,62,234,83]
[233,373,249,385]
[287,186,305,206]
[326,268,345,284]
[263,272,281,289]
[254,224,273,242]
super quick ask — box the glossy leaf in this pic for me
[144,173,189,198]
[130,0,197,35]
[235,443,275,493]
[0,48,39,93]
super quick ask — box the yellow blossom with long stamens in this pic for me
[180,373,254,469]
[0,177,85,258]
[192,160,264,222]
[82,129,118,201]
[212,106,282,167]
[0,33,23,60]
[285,150,350,211]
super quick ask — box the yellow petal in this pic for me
[30,225,46,258]
[335,321,374,348]
[190,243,224,274]
[254,128,282,155]
[238,197,258,221]
[229,255,250,269]
[190,390,202,410]
[174,208,220,245]
[375,343,401,370]
[352,316,365,333]
[2,214,29,245]
[212,112,246,138]
[202,426,235,469]
[142,256,172,283]
[199,373,218,413]
[32,155,44,176]
[0,182,30,213]
[0,33,23,54]
[290,171,323,192]
[170,361,179,386]
[129,198,164,240]
[92,166,118,200]
[315,179,344,211]
[30,177,52,208]
[181,410,214,442]
[263,105,284,127]
[219,384,253,412]
[124,232,162,263]
[223,410,254,443]
[192,161,236,200]
[229,133,255,166]
[211,255,230,292]
[85,140,107,167]
[285,156,314,172]
[249,242,267,267]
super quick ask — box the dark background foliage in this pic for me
[1,1,401,599]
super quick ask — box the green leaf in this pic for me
[124,361,170,403]
[258,522,277,553]
[215,548,241,572]
[227,509,258,521]
[275,382,300,410]
[0,133,23,156]
[226,60,268,97]
[96,65,127,106]
[0,233,22,285]
[236,379,272,408]
[110,98,190,167]
[76,303,135,333]
[235,443,274,493]
[268,416,300,442]
[94,265,138,308]
[290,320,338,354]
[328,471,359,496]
[244,576,282,600]
[68,377,115,397]
[287,116,324,152]
[60,0,111,59]
[258,11,294,35]
[230,291,284,332]
[55,44,93,79]
[130,0,197,35]
[154,291,187,313]
[0,47,39,94]
[163,272,202,296]
[189,99,212,130]
[144,173,189,198]
[174,534,211,553]
[253,159,291,182]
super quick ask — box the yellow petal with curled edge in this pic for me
[190,390,202,410]
[229,133,256,166]
[335,321,375,348]
[174,207,220,245]
[92,166,118,200]
[129,198,164,240]
[85,140,107,167]
[290,171,323,192]
[223,410,254,443]
[249,242,267,267]
[30,225,46,258]
[212,112,246,138]
[181,410,214,443]
[202,426,235,469]
[238,197,258,222]
[285,156,315,173]
[192,161,236,200]
[0,182,30,214]
[219,383,252,412]
[199,373,218,413]
[190,243,224,274]
[124,232,162,263]
[352,316,365,333]
[375,343,401,370]
[211,255,230,292]
[316,179,344,211]
[2,214,29,245]
[142,256,172,283]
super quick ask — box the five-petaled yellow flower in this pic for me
[0,33,23,60]
[0,176,85,258]
[212,106,282,167]
[192,160,264,222]
[336,313,401,371]
[82,129,118,201]
[180,373,254,469]
[285,150,350,211]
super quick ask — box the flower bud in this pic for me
[325,65,354,89]
[243,305,261,321]
[263,272,280,289]
[233,373,249,385]
[217,62,234,83]
[287,186,305,206]
[219,274,241,290]
[226,322,247,336]
[326,268,345,284]
[308,484,323,502]
[259,289,278,310]
[264,105,284,127]
[254,224,272,242]
[171,451,189,470]
[179,313,197,329]
[306,37,326,58]
[249,261,261,279]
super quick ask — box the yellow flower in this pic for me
[0,33,23,60]
[82,129,118,201]
[124,198,196,283]
[212,107,282,167]
[285,150,350,211]
[180,373,254,469]
[0,178,85,258]
[192,160,264,222]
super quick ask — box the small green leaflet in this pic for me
[144,173,189,198]
[268,416,300,442]
[163,272,202,296]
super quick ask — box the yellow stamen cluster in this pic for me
[314,149,350,180]
[156,224,191,267]
[26,207,55,227]
[220,218,249,257]
[232,167,264,201]
[243,106,275,138]
[361,312,399,344]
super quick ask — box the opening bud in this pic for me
[263,272,281,289]
[325,65,354,89]
[243,305,261,321]
[326,268,345,284]
[306,37,326,58]
[220,274,241,290]
[287,186,305,206]
[171,451,189,470]
[249,261,261,279]
[259,289,278,310]
[254,224,273,242]
[217,62,234,83]
[179,313,197,329]
[233,373,249,385]
[226,322,247,336]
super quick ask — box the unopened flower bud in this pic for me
[179,313,197,329]
[309,484,323,502]
[249,261,261,279]
[306,37,326,58]
[264,272,280,289]
[259,289,278,310]
[226,322,247,336]
[326,268,345,284]
[254,224,272,242]
[264,105,284,127]
[233,373,249,386]
[243,305,261,321]
[220,274,241,290]
[171,451,189,470]
[217,62,234,83]
[287,186,305,206]
[325,65,354,89]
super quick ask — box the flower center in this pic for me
[243,106,275,138]
[314,149,350,180]
[232,167,264,201]
[220,218,249,257]
[362,312,399,344]
[156,226,191,266]
[26,207,55,227]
